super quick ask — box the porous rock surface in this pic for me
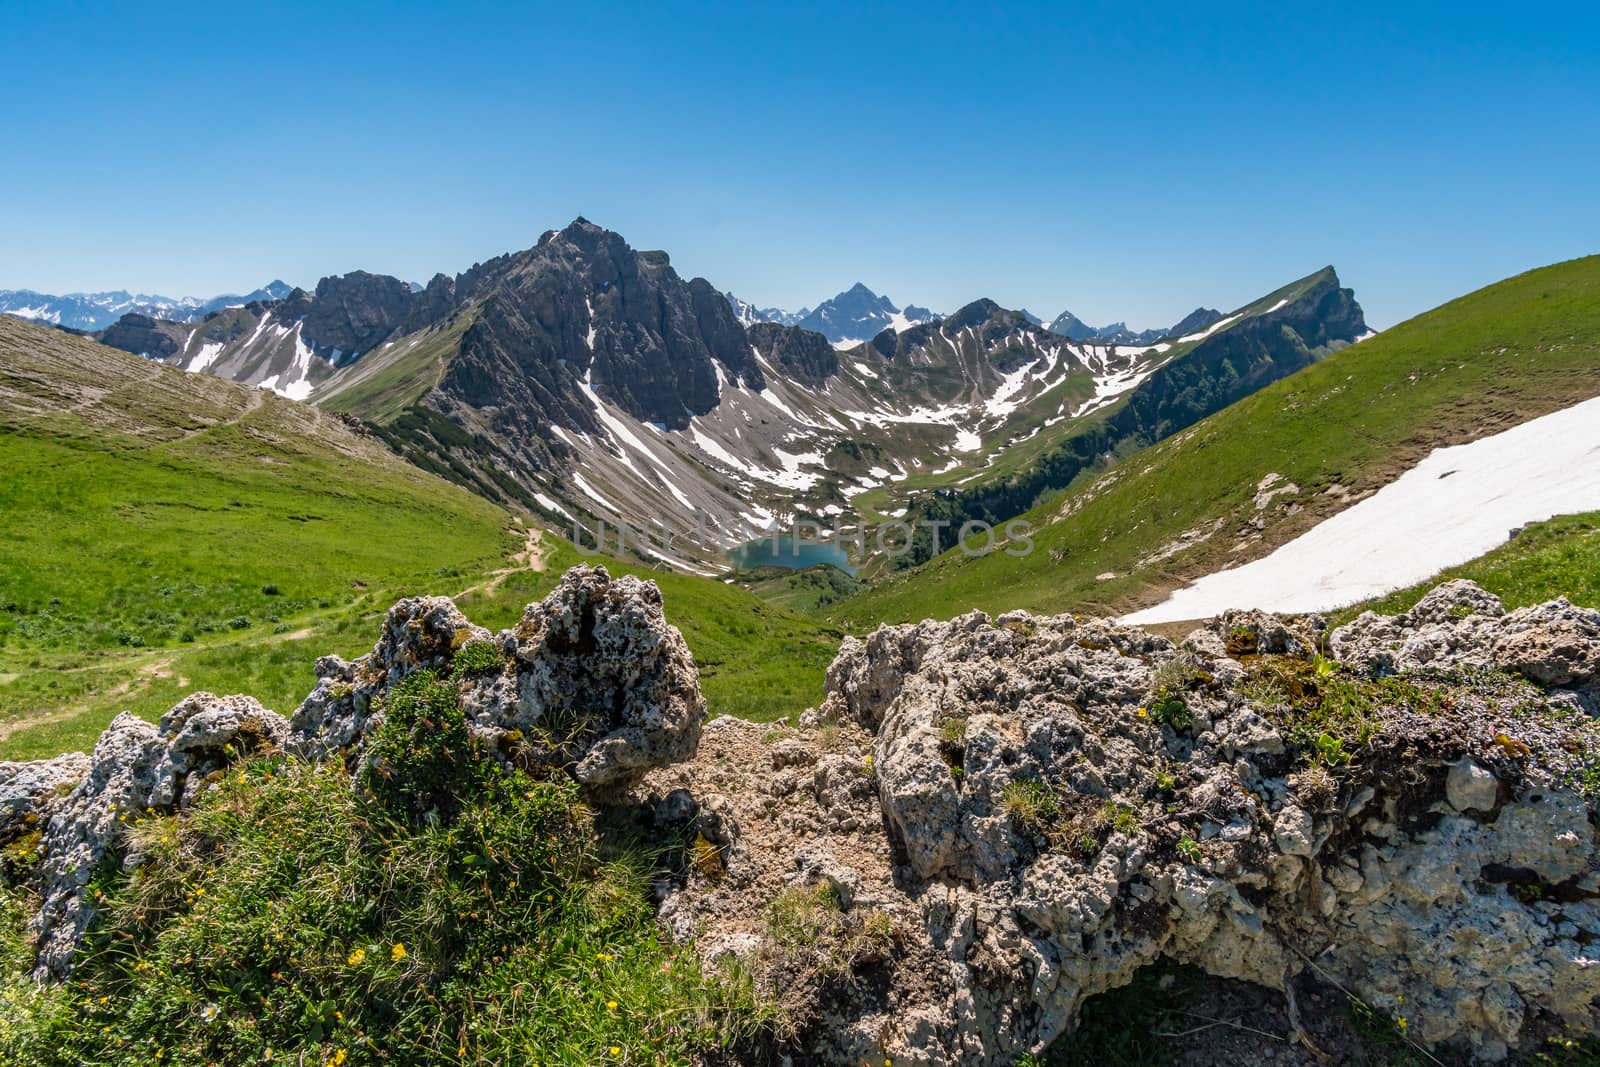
[32,694,288,977]
[1334,579,1600,697]
[288,564,703,786]
[640,588,1600,1065]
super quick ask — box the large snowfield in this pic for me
[1122,394,1600,624]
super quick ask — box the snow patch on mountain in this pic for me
[1123,394,1600,622]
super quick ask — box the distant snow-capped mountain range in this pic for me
[5,275,1209,354]
[722,283,1218,349]
[0,282,294,331]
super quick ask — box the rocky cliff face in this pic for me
[4,572,1594,1062]
[747,320,838,387]
[434,219,765,434]
[280,271,420,362]
[95,313,190,360]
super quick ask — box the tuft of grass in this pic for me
[762,882,899,1006]
[1003,779,1061,835]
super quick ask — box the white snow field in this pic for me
[1122,394,1600,624]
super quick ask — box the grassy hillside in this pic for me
[0,317,517,653]
[831,255,1600,627]
[0,318,841,759]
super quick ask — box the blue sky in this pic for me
[1,2,1595,329]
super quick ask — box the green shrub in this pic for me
[1148,695,1193,732]
[361,670,480,822]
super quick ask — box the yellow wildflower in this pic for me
[391,942,407,962]
[346,948,367,966]
[609,1048,620,1057]
[607,999,618,1010]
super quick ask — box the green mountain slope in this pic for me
[831,254,1600,626]
[0,316,516,653]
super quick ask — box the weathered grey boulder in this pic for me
[1487,596,1600,688]
[291,566,702,790]
[1332,579,1600,696]
[0,753,89,825]
[28,695,286,978]
[496,565,703,787]
[0,754,91,883]
[643,582,1600,1066]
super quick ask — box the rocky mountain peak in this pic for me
[796,282,933,344]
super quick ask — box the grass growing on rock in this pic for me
[0,672,771,1066]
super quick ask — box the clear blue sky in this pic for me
[1,2,1596,329]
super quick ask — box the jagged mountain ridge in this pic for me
[0,281,292,331]
[1045,305,1225,345]
[892,266,1366,565]
[722,282,936,344]
[85,219,1368,571]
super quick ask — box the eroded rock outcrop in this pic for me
[3,565,701,979]
[1333,579,1600,697]
[31,695,287,977]
[289,565,703,787]
[3,571,1596,1063]
[641,586,1600,1065]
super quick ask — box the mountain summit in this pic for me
[793,283,935,345]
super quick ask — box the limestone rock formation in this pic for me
[1333,578,1600,698]
[641,586,1600,1065]
[31,695,288,977]
[289,565,703,788]
[3,565,701,980]
[2,571,1596,1066]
